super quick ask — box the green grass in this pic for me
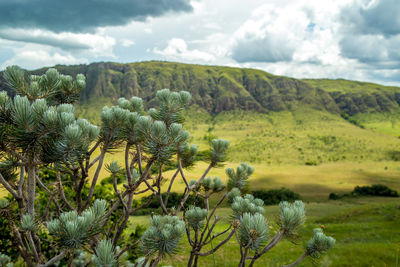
[128,198,400,267]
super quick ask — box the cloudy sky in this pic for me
[0,0,399,85]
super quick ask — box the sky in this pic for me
[0,0,399,85]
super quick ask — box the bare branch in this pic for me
[196,229,236,256]
[199,193,227,244]
[163,168,180,209]
[248,230,285,267]
[203,224,232,246]
[0,172,20,199]
[36,174,50,194]
[18,166,24,197]
[174,163,213,215]
[56,172,74,211]
[136,144,143,175]
[39,250,68,267]
[83,149,106,209]
[88,140,101,156]
[125,143,133,185]
[282,252,308,267]
[88,155,101,169]
[113,173,127,212]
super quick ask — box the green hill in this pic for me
[1,61,400,201]
[1,61,400,166]
[2,61,400,117]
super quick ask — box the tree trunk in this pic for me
[187,251,195,267]
[26,164,36,217]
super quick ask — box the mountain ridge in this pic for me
[1,61,399,116]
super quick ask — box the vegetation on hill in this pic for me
[2,61,400,117]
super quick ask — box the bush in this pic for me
[252,188,301,205]
[328,193,341,200]
[329,184,399,200]
[353,184,399,197]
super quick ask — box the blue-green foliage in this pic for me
[47,199,107,249]
[210,139,229,166]
[226,163,254,190]
[0,252,13,267]
[141,215,185,257]
[306,228,336,258]
[238,213,269,251]
[185,206,208,231]
[231,194,264,219]
[92,240,117,267]
[279,201,306,235]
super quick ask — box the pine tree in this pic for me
[0,66,334,266]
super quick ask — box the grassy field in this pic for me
[76,108,400,201]
[128,197,400,267]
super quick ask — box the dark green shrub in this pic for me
[353,184,399,197]
[328,193,340,200]
[252,188,301,205]
[305,160,318,166]
[329,184,399,200]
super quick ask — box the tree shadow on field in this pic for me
[250,178,340,201]
[351,168,400,189]
[290,184,341,201]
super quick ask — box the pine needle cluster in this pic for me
[141,215,185,257]
[47,199,107,249]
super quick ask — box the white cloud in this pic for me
[1,44,88,70]
[153,38,216,62]
[121,39,135,47]
[0,28,116,57]
[230,1,351,64]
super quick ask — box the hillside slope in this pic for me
[2,61,400,116]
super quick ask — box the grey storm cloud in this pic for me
[340,0,400,36]
[0,0,193,33]
[232,35,295,63]
[339,0,400,68]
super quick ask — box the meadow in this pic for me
[1,103,400,266]
[81,107,400,200]
[128,198,400,267]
